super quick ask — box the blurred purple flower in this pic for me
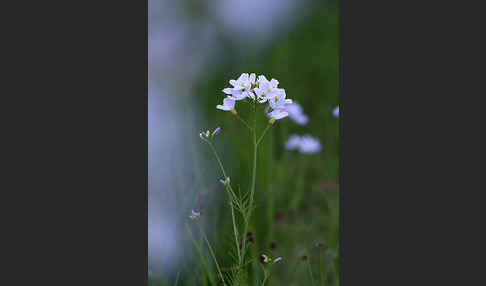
[299,135,322,154]
[333,106,339,118]
[285,134,322,154]
[285,135,301,150]
[285,102,308,125]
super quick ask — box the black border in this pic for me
[10,0,149,284]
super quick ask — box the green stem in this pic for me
[319,250,325,286]
[173,271,180,286]
[204,140,241,277]
[185,223,215,286]
[256,124,272,146]
[239,101,258,275]
[229,193,241,265]
[206,141,227,178]
[262,276,269,286]
[290,157,309,210]
[307,260,315,286]
[200,224,226,286]
[235,113,252,130]
[261,268,270,286]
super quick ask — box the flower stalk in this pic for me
[198,73,293,284]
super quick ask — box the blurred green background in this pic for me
[149,0,338,285]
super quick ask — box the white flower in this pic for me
[216,97,236,113]
[299,135,322,154]
[268,109,288,122]
[333,106,339,117]
[268,89,292,110]
[268,108,288,120]
[284,102,308,125]
[285,135,301,150]
[217,73,294,124]
[254,75,281,103]
[222,73,256,100]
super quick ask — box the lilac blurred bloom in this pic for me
[274,257,283,263]
[299,135,322,154]
[333,106,339,117]
[285,102,308,125]
[285,134,301,150]
[286,134,322,154]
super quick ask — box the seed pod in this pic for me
[270,241,277,251]
[299,250,309,261]
[315,241,327,248]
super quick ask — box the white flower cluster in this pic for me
[217,73,293,122]
[285,134,322,154]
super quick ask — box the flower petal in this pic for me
[223,97,235,107]
[238,73,249,82]
[270,79,279,88]
[249,73,256,83]
[223,88,233,94]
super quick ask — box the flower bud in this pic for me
[219,177,230,186]
[212,127,221,136]
[189,210,201,220]
[260,254,270,264]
